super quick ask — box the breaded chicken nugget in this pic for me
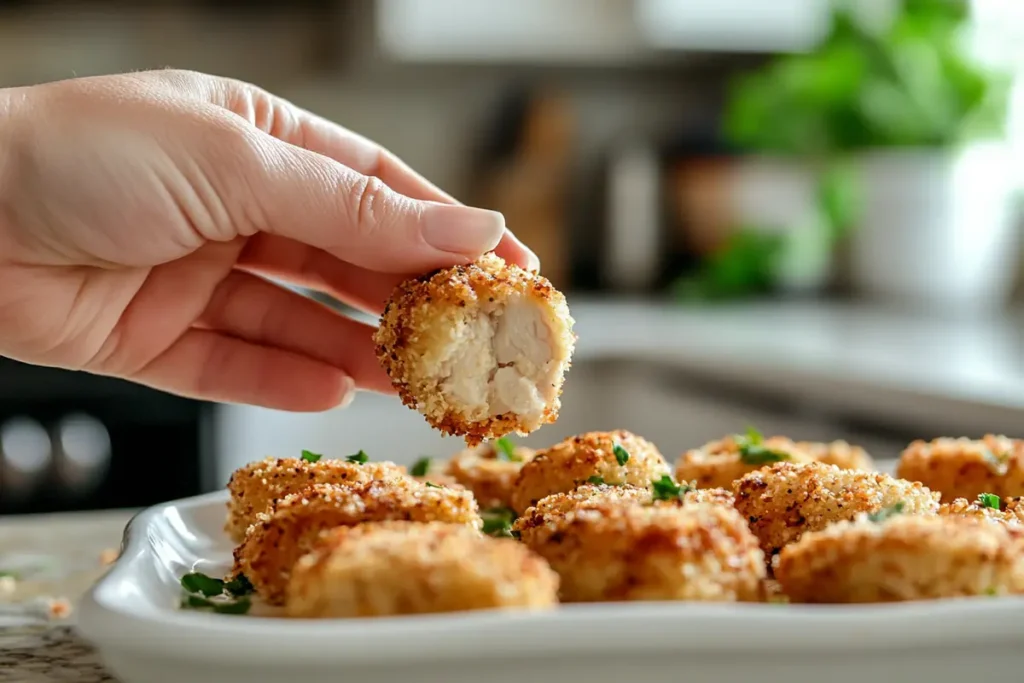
[674,433,816,490]
[234,480,480,605]
[509,430,670,514]
[897,435,1024,502]
[732,461,939,556]
[794,439,874,471]
[285,521,558,618]
[443,438,537,509]
[516,483,733,524]
[373,253,575,446]
[939,493,1024,526]
[225,456,407,542]
[776,513,1024,602]
[513,492,765,603]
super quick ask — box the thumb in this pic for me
[232,129,506,274]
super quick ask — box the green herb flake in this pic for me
[866,502,905,524]
[493,437,520,462]
[212,597,252,615]
[651,475,692,501]
[425,482,441,488]
[736,427,790,465]
[978,492,1001,510]
[224,573,254,597]
[180,572,225,597]
[481,507,517,537]
[612,442,630,466]
[300,449,322,463]
[587,475,606,485]
[346,450,369,464]
[410,457,432,477]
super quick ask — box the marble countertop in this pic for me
[0,509,134,682]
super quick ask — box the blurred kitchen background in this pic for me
[2,0,1024,514]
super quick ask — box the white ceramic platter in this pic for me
[78,489,1024,683]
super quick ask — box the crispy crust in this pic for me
[896,435,1024,502]
[373,253,575,446]
[233,480,481,605]
[732,461,940,557]
[938,495,1024,526]
[285,521,558,618]
[674,435,816,490]
[794,440,874,471]
[224,457,407,543]
[776,514,1024,603]
[513,491,765,603]
[509,430,671,514]
[444,441,537,509]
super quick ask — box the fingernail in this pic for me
[338,376,357,409]
[422,203,506,256]
[505,229,541,272]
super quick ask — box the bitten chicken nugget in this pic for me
[373,253,575,446]
[513,490,764,603]
[234,480,480,605]
[443,438,537,509]
[732,461,940,557]
[776,512,1024,603]
[509,430,670,514]
[285,521,558,618]
[938,493,1024,527]
[225,456,407,542]
[896,435,1024,502]
[674,433,816,490]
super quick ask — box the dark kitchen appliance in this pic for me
[0,358,214,515]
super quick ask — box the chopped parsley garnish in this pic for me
[180,571,225,597]
[425,481,441,488]
[346,450,369,464]
[493,437,520,462]
[866,502,905,523]
[613,442,630,466]
[300,449,322,463]
[736,426,790,465]
[587,475,606,485]
[410,457,432,477]
[978,492,1001,510]
[224,573,254,597]
[180,571,252,615]
[481,507,517,537]
[651,475,692,501]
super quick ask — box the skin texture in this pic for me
[0,70,537,411]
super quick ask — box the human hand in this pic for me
[0,69,538,411]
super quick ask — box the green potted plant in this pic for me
[681,0,1018,311]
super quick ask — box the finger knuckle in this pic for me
[348,174,393,236]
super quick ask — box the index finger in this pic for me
[234,84,540,271]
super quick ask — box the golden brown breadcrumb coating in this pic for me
[938,494,1024,526]
[513,490,765,603]
[509,430,671,514]
[233,479,480,605]
[674,435,816,490]
[443,440,537,509]
[373,253,575,446]
[896,434,1024,502]
[224,457,407,542]
[285,521,558,618]
[776,513,1024,603]
[732,461,940,556]
[794,439,874,471]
